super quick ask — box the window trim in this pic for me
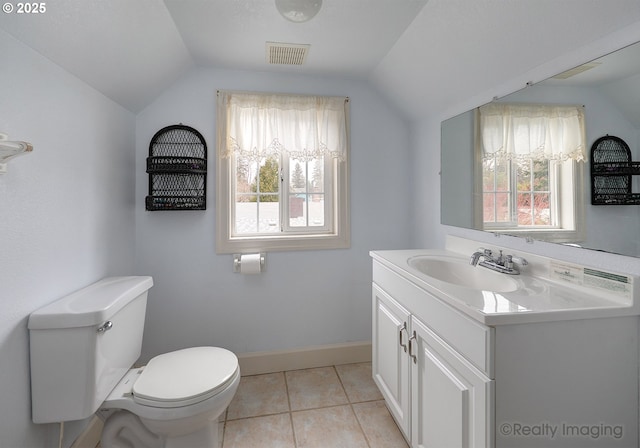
[215,92,350,254]
[477,157,585,243]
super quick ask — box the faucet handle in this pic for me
[510,255,528,266]
[505,255,528,271]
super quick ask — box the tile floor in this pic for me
[219,362,409,448]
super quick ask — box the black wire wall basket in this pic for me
[146,124,207,211]
[590,135,640,205]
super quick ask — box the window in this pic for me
[216,91,350,253]
[476,103,586,242]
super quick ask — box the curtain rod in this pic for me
[217,89,348,102]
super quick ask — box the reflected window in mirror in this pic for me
[476,103,587,242]
[441,40,640,257]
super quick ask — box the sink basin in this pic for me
[407,256,519,292]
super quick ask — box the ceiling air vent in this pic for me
[266,42,310,66]
[552,62,602,80]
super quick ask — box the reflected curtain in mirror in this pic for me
[478,103,586,162]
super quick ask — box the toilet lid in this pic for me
[133,346,238,408]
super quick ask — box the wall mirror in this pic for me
[441,40,640,258]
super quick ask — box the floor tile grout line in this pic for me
[336,365,371,448]
[333,365,349,402]
[282,370,299,448]
[350,402,373,448]
[334,365,372,448]
[219,406,226,447]
[224,398,388,422]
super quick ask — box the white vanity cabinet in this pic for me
[372,284,411,439]
[372,254,639,448]
[372,262,493,448]
[411,316,492,448]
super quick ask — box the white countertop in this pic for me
[370,248,639,325]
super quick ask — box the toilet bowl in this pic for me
[100,346,240,448]
[28,276,241,448]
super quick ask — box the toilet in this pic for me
[28,276,240,448]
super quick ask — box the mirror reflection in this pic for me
[441,41,640,258]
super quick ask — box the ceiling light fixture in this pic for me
[275,0,322,23]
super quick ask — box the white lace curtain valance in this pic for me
[217,90,349,162]
[478,103,587,162]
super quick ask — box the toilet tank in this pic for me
[28,276,153,423]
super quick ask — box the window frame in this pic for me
[478,158,585,242]
[215,92,350,254]
[280,155,333,234]
[475,106,585,243]
[482,157,556,229]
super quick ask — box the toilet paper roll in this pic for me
[240,253,262,274]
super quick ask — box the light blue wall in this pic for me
[0,30,135,447]
[134,68,413,361]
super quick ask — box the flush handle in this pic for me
[97,321,113,333]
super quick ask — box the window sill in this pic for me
[484,227,584,244]
[215,232,350,254]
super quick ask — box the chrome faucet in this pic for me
[470,248,492,266]
[470,248,528,275]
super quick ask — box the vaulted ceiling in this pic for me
[1,0,639,119]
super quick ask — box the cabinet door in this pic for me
[372,283,411,440]
[411,316,493,448]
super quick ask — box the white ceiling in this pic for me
[164,0,427,76]
[1,0,640,118]
[543,41,640,127]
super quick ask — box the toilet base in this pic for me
[100,411,161,447]
[100,410,220,448]
[163,424,218,448]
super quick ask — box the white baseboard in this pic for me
[72,341,372,446]
[237,341,372,376]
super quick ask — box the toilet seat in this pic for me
[100,346,241,448]
[133,346,239,408]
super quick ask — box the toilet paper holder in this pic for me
[233,253,266,273]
